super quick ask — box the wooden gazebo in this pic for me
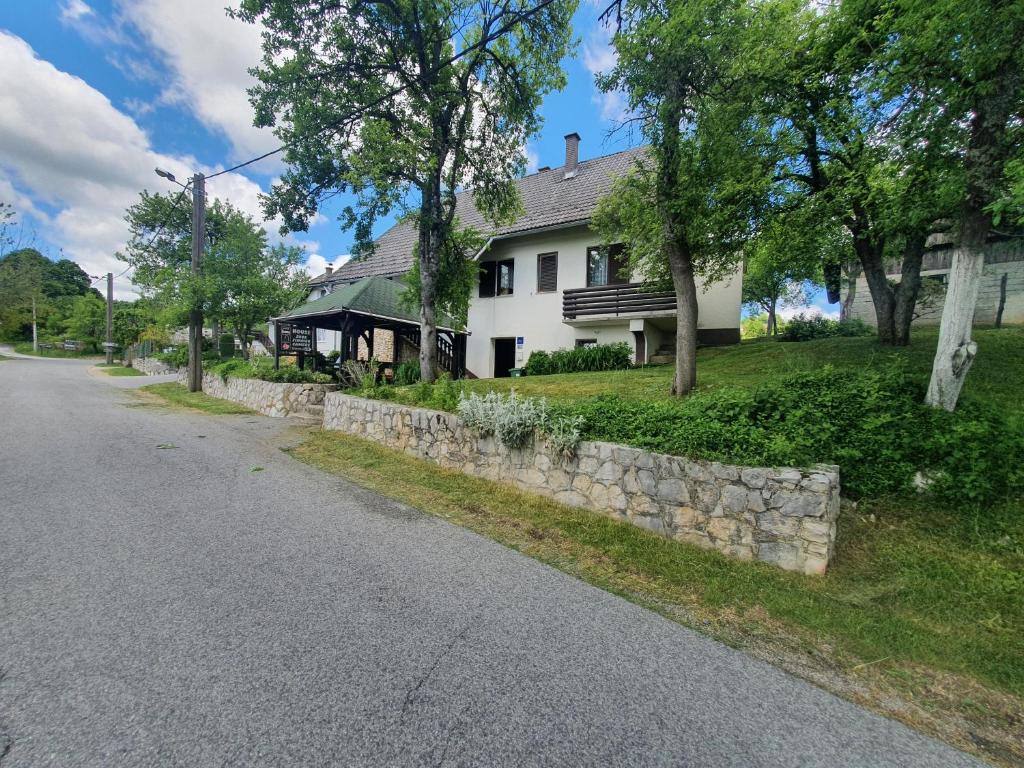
[271,275,468,378]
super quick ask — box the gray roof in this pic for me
[316,145,646,285]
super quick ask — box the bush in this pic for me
[218,333,235,359]
[550,366,1024,504]
[458,391,551,448]
[157,345,188,368]
[207,356,333,384]
[525,342,632,376]
[394,360,421,385]
[778,313,872,342]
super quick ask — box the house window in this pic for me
[575,338,597,348]
[479,258,515,297]
[586,243,629,287]
[537,252,558,293]
[319,288,327,298]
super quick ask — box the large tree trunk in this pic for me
[855,230,899,345]
[417,173,443,384]
[668,240,698,396]
[926,98,1010,410]
[891,235,925,346]
[767,300,777,336]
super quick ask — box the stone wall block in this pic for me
[320,393,841,574]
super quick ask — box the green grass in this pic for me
[96,364,144,376]
[442,326,1023,419]
[12,342,102,359]
[290,430,1024,764]
[139,382,253,414]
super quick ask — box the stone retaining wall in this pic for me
[129,356,176,376]
[177,371,339,418]
[322,393,841,574]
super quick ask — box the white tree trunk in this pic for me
[924,247,982,410]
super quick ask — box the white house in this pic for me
[304,134,743,378]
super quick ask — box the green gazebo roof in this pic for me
[275,275,462,332]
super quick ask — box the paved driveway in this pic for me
[0,355,982,767]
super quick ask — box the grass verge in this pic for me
[289,429,1024,767]
[139,382,252,414]
[11,342,102,359]
[96,364,144,376]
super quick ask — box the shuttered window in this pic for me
[537,252,558,293]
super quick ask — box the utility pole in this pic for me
[188,173,205,392]
[105,272,114,365]
[31,296,37,353]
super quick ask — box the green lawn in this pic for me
[139,382,253,414]
[454,326,1023,419]
[96,364,144,376]
[12,342,103,359]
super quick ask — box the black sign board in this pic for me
[278,323,313,354]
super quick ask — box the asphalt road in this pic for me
[0,354,983,767]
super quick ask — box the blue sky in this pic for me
[0,0,833,315]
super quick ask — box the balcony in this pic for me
[562,283,676,322]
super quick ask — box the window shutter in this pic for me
[479,261,497,297]
[537,252,558,293]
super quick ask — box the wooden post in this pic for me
[995,272,1008,329]
[187,173,205,392]
[273,320,280,369]
[105,272,114,365]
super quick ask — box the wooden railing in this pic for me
[563,283,677,320]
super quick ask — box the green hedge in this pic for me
[779,313,873,342]
[525,342,632,375]
[207,357,333,384]
[550,366,1023,504]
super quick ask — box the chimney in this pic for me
[325,265,333,275]
[538,165,550,173]
[563,132,580,179]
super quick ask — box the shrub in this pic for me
[778,313,872,342]
[209,358,253,382]
[340,359,377,390]
[394,360,421,385]
[458,391,550,448]
[218,333,235,359]
[524,350,552,375]
[550,366,1023,504]
[157,345,189,368]
[525,342,632,376]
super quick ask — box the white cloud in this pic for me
[297,252,352,278]
[777,305,840,321]
[60,0,94,22]
[582,25,630,124]
[0,32,271,299]
[524,145,540,174]
[115,0,280,164]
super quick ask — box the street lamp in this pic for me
[154,168,188,189]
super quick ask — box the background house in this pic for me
[841,234,1023,327]
[304,134,743,378]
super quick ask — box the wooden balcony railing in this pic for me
[563,283,677,320]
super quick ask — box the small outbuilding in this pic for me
[271,275,468,378]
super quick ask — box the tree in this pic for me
[593,0,772,396]
[205,213,309,359]
[234,0,577,381]
[63,293,106,352]
[120,193,308,358]
[741,209,833,335]
[0,248,96,341]
[886,0,1024,409]
[745,0,965,348]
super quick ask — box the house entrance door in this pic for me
[493,337,516,377]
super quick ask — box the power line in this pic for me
[205,0,560,181]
